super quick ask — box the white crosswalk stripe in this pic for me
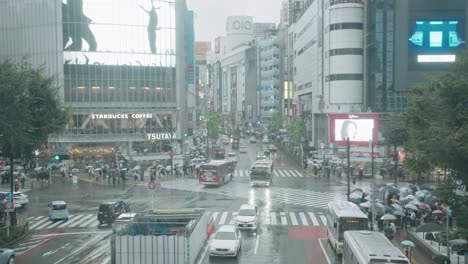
[25,213,110,231]
[234,169,306,178]
[210,211,327,227]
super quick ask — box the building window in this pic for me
[329,22,363,31]
[328,48,364,56]
[326,74,363,82]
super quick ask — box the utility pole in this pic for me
[394,129,398,184]
[371,128,374,179]
[347,137,351,201]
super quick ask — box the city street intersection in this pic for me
[9,140,346,264]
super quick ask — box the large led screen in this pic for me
[62,0,176,67]
[329,114,380,147]
[409,20,465,65]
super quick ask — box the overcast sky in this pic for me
[187,0,284,42]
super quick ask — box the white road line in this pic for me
[18,240,43,246]
[319,213,327,226]
[88,220,103,227]
[26,216,35,221]
[57,215,81,228]
[289,170,298,177]
[280,212,287,225]
[238,170,244,177]
[211,212,219,223]
[69,214,94,228]
[308,212,319,226]
[54,233,107,264]
[289,212,299,226]
[270,212,277,225]
[29,217,51,229]
[197,243,209,264]
[319,239,332,264]
[254,235,260,254]
[228,212,235,225]
[218,212,228,225]
[299,212,309,226]
[79,215,98,228]
[46,215,75,229]
[273,170,279,177]
[292,170,303,177]
[277,170,286,177]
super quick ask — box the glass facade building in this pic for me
[0,0,187,161]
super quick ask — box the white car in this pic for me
[249,137,257,143]
[227,153,238,164]
[113,212,137,231]
[262,137,269,144]
[209,225,242,257]
[239,146,248,153]
[234,204,258,230]
[0,192,29,208]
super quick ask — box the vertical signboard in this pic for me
[186,10,195,85]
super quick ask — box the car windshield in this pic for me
[238,209,255,216]
[99,204,112,212]
[214,231,236,240]
[52,204,67,210]
[228,154,236,158]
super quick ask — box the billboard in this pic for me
[329,113,379,146]
[186,10,195,85]
[62,0,176,67]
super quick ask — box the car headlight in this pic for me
[229,247,236,251]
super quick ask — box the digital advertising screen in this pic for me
[62,0,176,67]
[329,114,380,147]
[408,19,465,67]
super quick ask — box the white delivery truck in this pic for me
[111,208,214,264]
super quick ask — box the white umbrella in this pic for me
[71,168,79,173]
[393,210,405,217]
[15,166,24,171]
[409,199,422,206]
[94,168,102,172]
[392,204,403,211]
[381,214,397,221]
[34,167,43,171]
[405,195,415,200]
[399,187,412,195]
[405,204,419,211]
[133,166,141,171]
[360,201,371,208]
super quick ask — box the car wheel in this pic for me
[8,256,15,264]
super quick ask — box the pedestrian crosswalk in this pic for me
[234,169,307,178]
[207,210,328,227]
[160,179,348,209]
[26,215,110,231]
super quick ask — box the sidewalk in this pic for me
[393,228,434,264]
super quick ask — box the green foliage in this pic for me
[271,113,284,131]
[207,110,220,139]
[0,224,29,245]
[434,181,467,210]
[0,61,69,159]
[288,117,303,146]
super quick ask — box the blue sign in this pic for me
[5,193,12,201]
[0,204,4,212]
[0,193,5,201]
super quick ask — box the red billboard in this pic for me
[329,113,379,147]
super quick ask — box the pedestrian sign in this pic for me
[5,193,12,201]
[148,181,157,190]
[4,201,13,212]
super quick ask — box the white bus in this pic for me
[343,231,410,264]
[250,159,273,187]
[327,201,369,255]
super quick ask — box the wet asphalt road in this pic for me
[9,139,349,264]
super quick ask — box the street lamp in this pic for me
[346,137,351,201]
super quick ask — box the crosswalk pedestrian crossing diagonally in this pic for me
[27,214,111,231]
[207,211,327,227]
[234,169,307,178]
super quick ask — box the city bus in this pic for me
[250,159,273,187]
[327,201,369,255]
[198,160,235,186]
[343,231,410,264]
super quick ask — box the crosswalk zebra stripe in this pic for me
[89,220,102,227]
[69,214,94,228]
[273,171,279,177]
[219,212,228,225]
[289,212,298,226]
[211,212,219,223]
[79,215,98,228]
[319,214,327,226]
[270,212,277,225]
[30,217,53,230]
[298,212,309,226]
[46,215,75,229]
[239,170,244,177]
[280,212,287,225]
[308,212,319,226]
[57,215,84,228]
[291,170,302,177]
[289,170,298,177]
[277,170,286,177]
[228,212,236,225]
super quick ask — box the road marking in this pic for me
[79,215,98,228]
[299,212,309,226]
[46,216,75,229]
[309,212,319,226]
[211,212,219,223]
[254,234,260,254]
[319,213,327,226]
[289,170,298,177]
[292,170,302,177]
[319,239,332,264]
[280,212,287,225]
[53,233,107,264]
[273,171,279,177]
[88,220,102,227]
[57,215,79,228]
[289,212,299,226]
[218,212,228,225]
[32,231,112,237]
[29,217,51,229]
[43,249,58,257]
[69,214,94,228]
[277,170,285,177]
[197,243,209,264]
[239,170,244,177]
[229,212,236,225]
[270,212,277,225]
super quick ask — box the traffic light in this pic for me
[53,155,70,161]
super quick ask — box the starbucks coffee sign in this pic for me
[146,133,177,140]
[91,113,153,119]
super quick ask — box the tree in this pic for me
[288,117,303,146]
[0,61,68,222]
[271,113,284,132]
[207,110,220,139]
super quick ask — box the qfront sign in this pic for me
[146,133,177,140]
[91,113,153,119]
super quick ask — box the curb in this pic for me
[2,225,32,248]
[407,230,440,258]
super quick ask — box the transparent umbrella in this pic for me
[381,214,397,221]
[401,240,415,247]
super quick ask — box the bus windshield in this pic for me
[338,218,368,241]
[251,170,270,180]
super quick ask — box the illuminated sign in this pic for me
[146,133,177,140]
[91,113,153,119]
[329,113,380,147]
[417,54,456,63]
[409,21,465,48]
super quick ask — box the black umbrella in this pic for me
[376,183,386,188]
[416,223,445,232]
[387,187,400,195]
[432,254,451,264]
[421,184,436,192]
[408,184,418,193]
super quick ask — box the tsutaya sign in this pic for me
[146,133,177,140]
[91,113,153,119]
